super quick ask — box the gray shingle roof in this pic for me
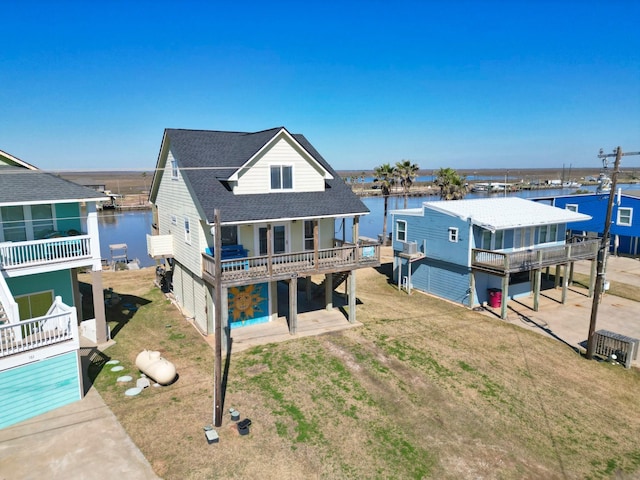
[0,167,109,205]
[163,128,369,224]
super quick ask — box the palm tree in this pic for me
[373,163,396,244]
[395,160,420,208]
[436,167,467,200]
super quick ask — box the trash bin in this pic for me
[488,288,502,308]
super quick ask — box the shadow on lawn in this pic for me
[79,281,151,339]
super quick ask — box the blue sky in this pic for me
[1,0,638,172]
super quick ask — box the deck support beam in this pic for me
[500,273,509,320]
[533,268,542,311]
[348,270,356,323]
[561,263,569,304]
[90,270,108,344]
[325,273,333,310]
[289,277,298,334]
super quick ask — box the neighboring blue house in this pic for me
[391,197,599,319]
[535,190,640,257]
[0,149,109,429]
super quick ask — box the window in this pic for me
[270,165,293,190]
[1,206,27,242]
[171,159,179,179]
[481,230,504,250]
[481,230,491,249]
[566,204,578,212]
[617,208,633,226]
[184,216,191,244]
[31,204,54,239]
[304,220,315,250]
[448,227,458,242]
[539,225,557,244]
[221,226,238,246]
[539,225,548,243]
[396,220,407,242]
[495,230,504,249]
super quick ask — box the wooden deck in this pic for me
[202,243,380,287]
[471,239,599,274]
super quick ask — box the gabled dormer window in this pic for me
[270,165,293,190]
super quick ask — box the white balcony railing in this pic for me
[0,235,92,270]
[0,296,78,359]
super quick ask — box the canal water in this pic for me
[98,184,635,267]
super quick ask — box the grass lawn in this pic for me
[87,265,640,480]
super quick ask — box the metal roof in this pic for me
[422,197,591,232]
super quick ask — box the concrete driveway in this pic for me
[482,256,640,367]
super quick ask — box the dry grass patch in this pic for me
[88,265,640,479]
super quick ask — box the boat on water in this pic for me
[596,173,612,194]
[562,181,582,188]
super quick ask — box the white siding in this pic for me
[155,150,204,276]
[319,218,335,248]
[235,137,325,194]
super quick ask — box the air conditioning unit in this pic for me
[402,242,417,255]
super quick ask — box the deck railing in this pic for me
[202,241,380,286]
[472,239,599,274]
[0,235,92,270]
[0,297,78,359]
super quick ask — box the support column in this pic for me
[289,277,298,334]
[561,264,568,304]
[90,270,108,343]
[533,269,542,311]
[325,273,333,310]
[348,270,356,323]
[70,269,82,324]
[569,261,575,286]
[500,274,509,320]
[469,271,475,308]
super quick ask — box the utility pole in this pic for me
[213,209,223,426]
[586,147,640,359]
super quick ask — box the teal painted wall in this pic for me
[7,270,74,307]
[55,203,82,233]
[0,351,81,429]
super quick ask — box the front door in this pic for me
[257,223,288,255]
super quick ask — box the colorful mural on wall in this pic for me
[228,282,269,329]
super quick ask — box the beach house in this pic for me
[147,127,379,345]
[0,149,109,429]
[391,197,599,319]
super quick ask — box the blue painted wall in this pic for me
[394,203,574,306]
[7,270,74,308]
[393,207,470,265]
[55,203,83,233]
[547,193,640,255]
[0,351,81,429]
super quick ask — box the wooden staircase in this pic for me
[313,271,350,297]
